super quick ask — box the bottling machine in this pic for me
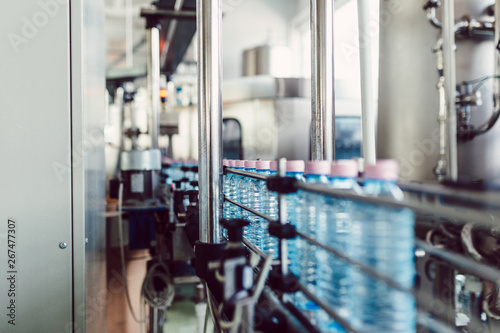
[2,0,500,333]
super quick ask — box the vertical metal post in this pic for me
[147,26,161,149]
[357,0,377,166]
[197,0,222,243]
[310,0,335,161]
[442,0,458,180]
[277,158,288,276]
[494,0,500,126]
[125,0,133,68]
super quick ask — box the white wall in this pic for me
[222,0,300,78]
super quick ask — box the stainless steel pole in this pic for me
[197,0,222,243]
[147,26,161,149]
[277,158,288,276]
[357,0,377,165]
[442,0,458,180]
[310,0,335,161]
[494,0,500,125]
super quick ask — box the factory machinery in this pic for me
[2,0,500,333]
[101,1,500,333]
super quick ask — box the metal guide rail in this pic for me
[223,164,500,333]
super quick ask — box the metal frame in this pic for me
[197,0,222,244]
[442,0,458,180]
[310,0,335,161]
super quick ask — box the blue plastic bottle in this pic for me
[230,160,245,219]
[294,161,331,317]
[284,160,305,276]
[240,161,256,238]
[263,161,279,257]
[252,160,271,248]
[317,160,362,332]
[222,159,232,220]
[351,160,416,332]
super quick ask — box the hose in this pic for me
[118,182,149,324]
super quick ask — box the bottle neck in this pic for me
[305,174,329,184]
[256,169,270,175]
[363,178,403,200]
[286,171,305,181]
[330,177,360,190]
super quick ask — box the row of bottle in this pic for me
[161,158,198,190]
[223,158,416,333]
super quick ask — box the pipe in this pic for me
[197,0,222,244]
[427,7,443,29]
[442,0,458,180]
[310,0,334,161]
[147,26,161,149]
[434,39,447,180]
[357,0,377,165]
[492,0,500,134]
[277,158,288,276]
[125,0,133,68]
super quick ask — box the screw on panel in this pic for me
[59,242,68,249]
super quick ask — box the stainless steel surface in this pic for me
[0,1,106,332]
[310,0,335,161]
[197,0,222,243]
[71,0,107,331]
[0,1,70,331]
[378,0,500,182]
[277,158,288,276]
[442,0,458,180]
[147,26,161,150]
[120,149,162,171]
[357,0,376,166]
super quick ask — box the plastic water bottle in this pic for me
[239,161,256,238]
[294,161,331,316]
[284,160,305,276]
[351,160,416,332]
[263,161,279,257]
[252,160,271,248]
[230,160,245,219]
[317,160,361,332]
[223,159,232,220]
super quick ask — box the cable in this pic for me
[118,182,148,324]
[141,261,175,310]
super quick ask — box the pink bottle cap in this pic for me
[244,160,256,169]
[286,160,305,173]
[305,161,330,175]
[331,160,358,178]
[364,159,399,181]
[256,160,271,170]
[270,161,277,171]
[227,160,235,167]
[222,159,229,166]
[234,160,245,168]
